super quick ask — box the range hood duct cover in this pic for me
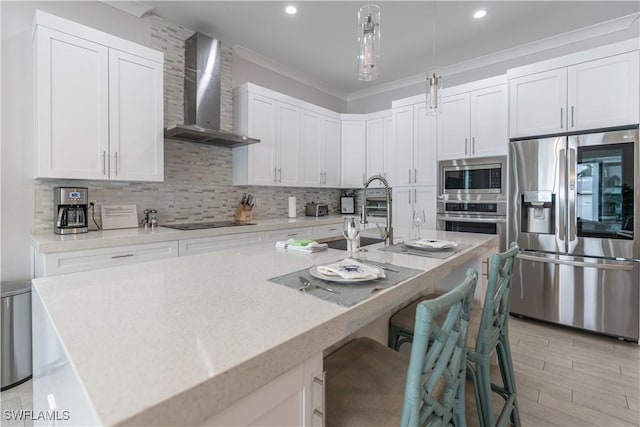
[164,32,259,147]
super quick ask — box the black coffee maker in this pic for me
[54,187,88,234]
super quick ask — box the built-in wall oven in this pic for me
[436,156,507,250]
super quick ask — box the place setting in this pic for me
[380,210,470,259]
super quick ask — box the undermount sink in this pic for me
[318,236,385,250]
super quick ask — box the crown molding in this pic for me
[233,45,347,100]
[100,1,154,18]
[233,12,638,103]
[347,12,639,101]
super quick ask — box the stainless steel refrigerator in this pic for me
[508,127,639,341]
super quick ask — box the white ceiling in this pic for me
[146,1,640,99]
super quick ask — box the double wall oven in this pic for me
[436,156,507,251]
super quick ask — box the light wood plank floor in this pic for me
[465,316,640,427]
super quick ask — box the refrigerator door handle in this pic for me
[568,147,576,241]
[558,148,566,241]
[517,253,635,271]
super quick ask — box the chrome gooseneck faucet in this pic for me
[361,174,393,246]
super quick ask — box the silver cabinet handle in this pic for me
[571,105,575,128]
[114,152,119,176]
[560,107,564,129]
[414,168,417,184]
[273,168,277,183]
[312,372,326,427]
[465,138,468,155]
[517,253,634,271]
[408,188,411,204]
[408,169,411,183]
[102,151,107,176]
[111,254,134,259]
[278,168,282,183]
[414,188,417,202]
[287,233,298,237]
[472,137,475,155]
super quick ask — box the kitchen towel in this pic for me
[275,239,328,253]
[288,196,296,218]
[268,260,422,307]
[379,242,472,259]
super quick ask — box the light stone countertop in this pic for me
[31,215,353,253]
[32,229,498,426]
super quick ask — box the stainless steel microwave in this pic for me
[439,156,506,197]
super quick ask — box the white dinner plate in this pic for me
[404,239,458,250]
[308,265,383,283]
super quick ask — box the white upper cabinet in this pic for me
[340,118,366,188]
[392,97,437,188]
[234,83,340,187]
[301,111,341,187]
[438,78,508,160]
[322,117,341,187]
[365,111,394,188]
[567,51,639,131]
[509,46,639,138]
[34,13,164,181]
[108,50,164,181]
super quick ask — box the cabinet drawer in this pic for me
[36,241,178,277]
[265,227,312,244]
[312,224,342,239]
[179,232,265,256]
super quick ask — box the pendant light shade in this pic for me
[426,69,442,115]
[357,4,380,81]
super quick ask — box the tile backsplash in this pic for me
[33,14,343,232]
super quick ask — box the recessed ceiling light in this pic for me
[474,9,487,19]
[285,5,297,15]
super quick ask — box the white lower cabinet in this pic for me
[35,241,178,277]
[179,232,265,256]
[202,353,323,427]
[311,224,343,239]
[266,227,313,244]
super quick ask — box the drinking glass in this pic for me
[413,210,426,239]
[343,217,361,252]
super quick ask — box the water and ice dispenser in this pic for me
[521,191,555,234]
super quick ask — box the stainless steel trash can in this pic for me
[1,280,32,390]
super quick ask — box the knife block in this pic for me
[234,203,253,223]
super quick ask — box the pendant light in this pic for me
[357,3,380,81]
[426,2,442,115]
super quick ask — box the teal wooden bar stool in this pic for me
[388,243,521,427]
[324,269,477,427]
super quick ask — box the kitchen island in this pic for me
[32,230,498,426]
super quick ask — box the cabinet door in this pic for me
[109,50,164,182]
[393,106,414,186]
[414,186,437,230]
[300,110,323,186]
[248,95,278,185]
[382,115,396,186]
[392,187,414,230]
[340,120,366,188]
[35,27,109,180]
[414,103,437,186]
[568,51,640,131]
[509,68,567,138]
[322,117,341,187]
[277,102,302,186]
[366,118,385,186]
[179,232,264,256]
[437,94,470,160]
[470,85,508,157]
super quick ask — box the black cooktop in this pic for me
[163,221,256,231]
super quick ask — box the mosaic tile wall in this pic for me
[33,14,344,232]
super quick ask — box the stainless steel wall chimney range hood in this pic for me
[164,32,260,146]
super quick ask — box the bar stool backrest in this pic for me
[400,268,478,427]
[475,242,519,356]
